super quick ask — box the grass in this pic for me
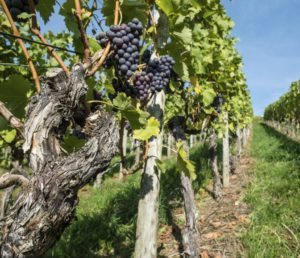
[243,123,300,257]
[44,141,220,258]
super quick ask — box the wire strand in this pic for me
[0,31,83,55]
[0,62,60,69]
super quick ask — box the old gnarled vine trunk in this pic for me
[0,65,119,258]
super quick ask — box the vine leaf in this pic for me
[133,117,160,141]
[1,129,17,143]
[36,0,56,24]
[202,88,216,106]
[173,27,192,44]
[176,142,196,181]
[156,0,174,16]
[102,0,148,26]
[0,75,31,120]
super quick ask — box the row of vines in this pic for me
[264,80,300,139]
[0,0,253,257]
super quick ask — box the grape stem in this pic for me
[28,0,70,74]
[86,0,120,76]
[0,0,41,93]
[74,0,91,64]
[31,28,70,74]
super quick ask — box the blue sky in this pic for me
[41,0,300,115]
[221,0,300,115]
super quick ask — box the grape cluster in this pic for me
[148,55,175,93]
[96,18,143,79]
[133,71,152,101]
[168,116,186,140]
[96,19,175,102]
[212,94,224,114]
[5,0,39,21]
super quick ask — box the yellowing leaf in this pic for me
[133,117,160,141]
[190,76,201,94]
[176,142,196,181]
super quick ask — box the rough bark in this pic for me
[208,132,222,200]
[0,65,119,258]
[222,112,230,187]
[134,91,165,258]
[0,186,14,219]
[180,142,199,257]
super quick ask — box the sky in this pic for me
[40,0,300,116]
[221,0,300,115]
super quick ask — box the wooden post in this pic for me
[209,131,222,199]
[134,91,165,258]
[222,112,230,187]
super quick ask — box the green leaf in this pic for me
[133,117,160,141]
[0,75,31,119]
[1,129,17,143]
[202,88,216,106]
[155,0,174,15]
[176,142,196,180]
[122,109,149,130]
[113,93,132,110]
[36,0,56,23]
[173,27,192,44]
[88,37,101,54]
[175,15,185,25]
[102,0,148,26]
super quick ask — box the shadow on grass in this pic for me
[44,142,221,258]
[261,123,300,160]
[44,174,140,258]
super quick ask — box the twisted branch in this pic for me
[0,173,29,189]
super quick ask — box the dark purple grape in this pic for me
[124,53,130,59]
[113,37,123,46]
[120,65,128,72]
[122,36,129,43]
[128,33,134,40]
[119,58,126,64]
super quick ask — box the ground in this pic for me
[44,123,300,258]
[158,149,253,258]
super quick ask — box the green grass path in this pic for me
[243,123,300,257]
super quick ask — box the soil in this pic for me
[158,152,254,258]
